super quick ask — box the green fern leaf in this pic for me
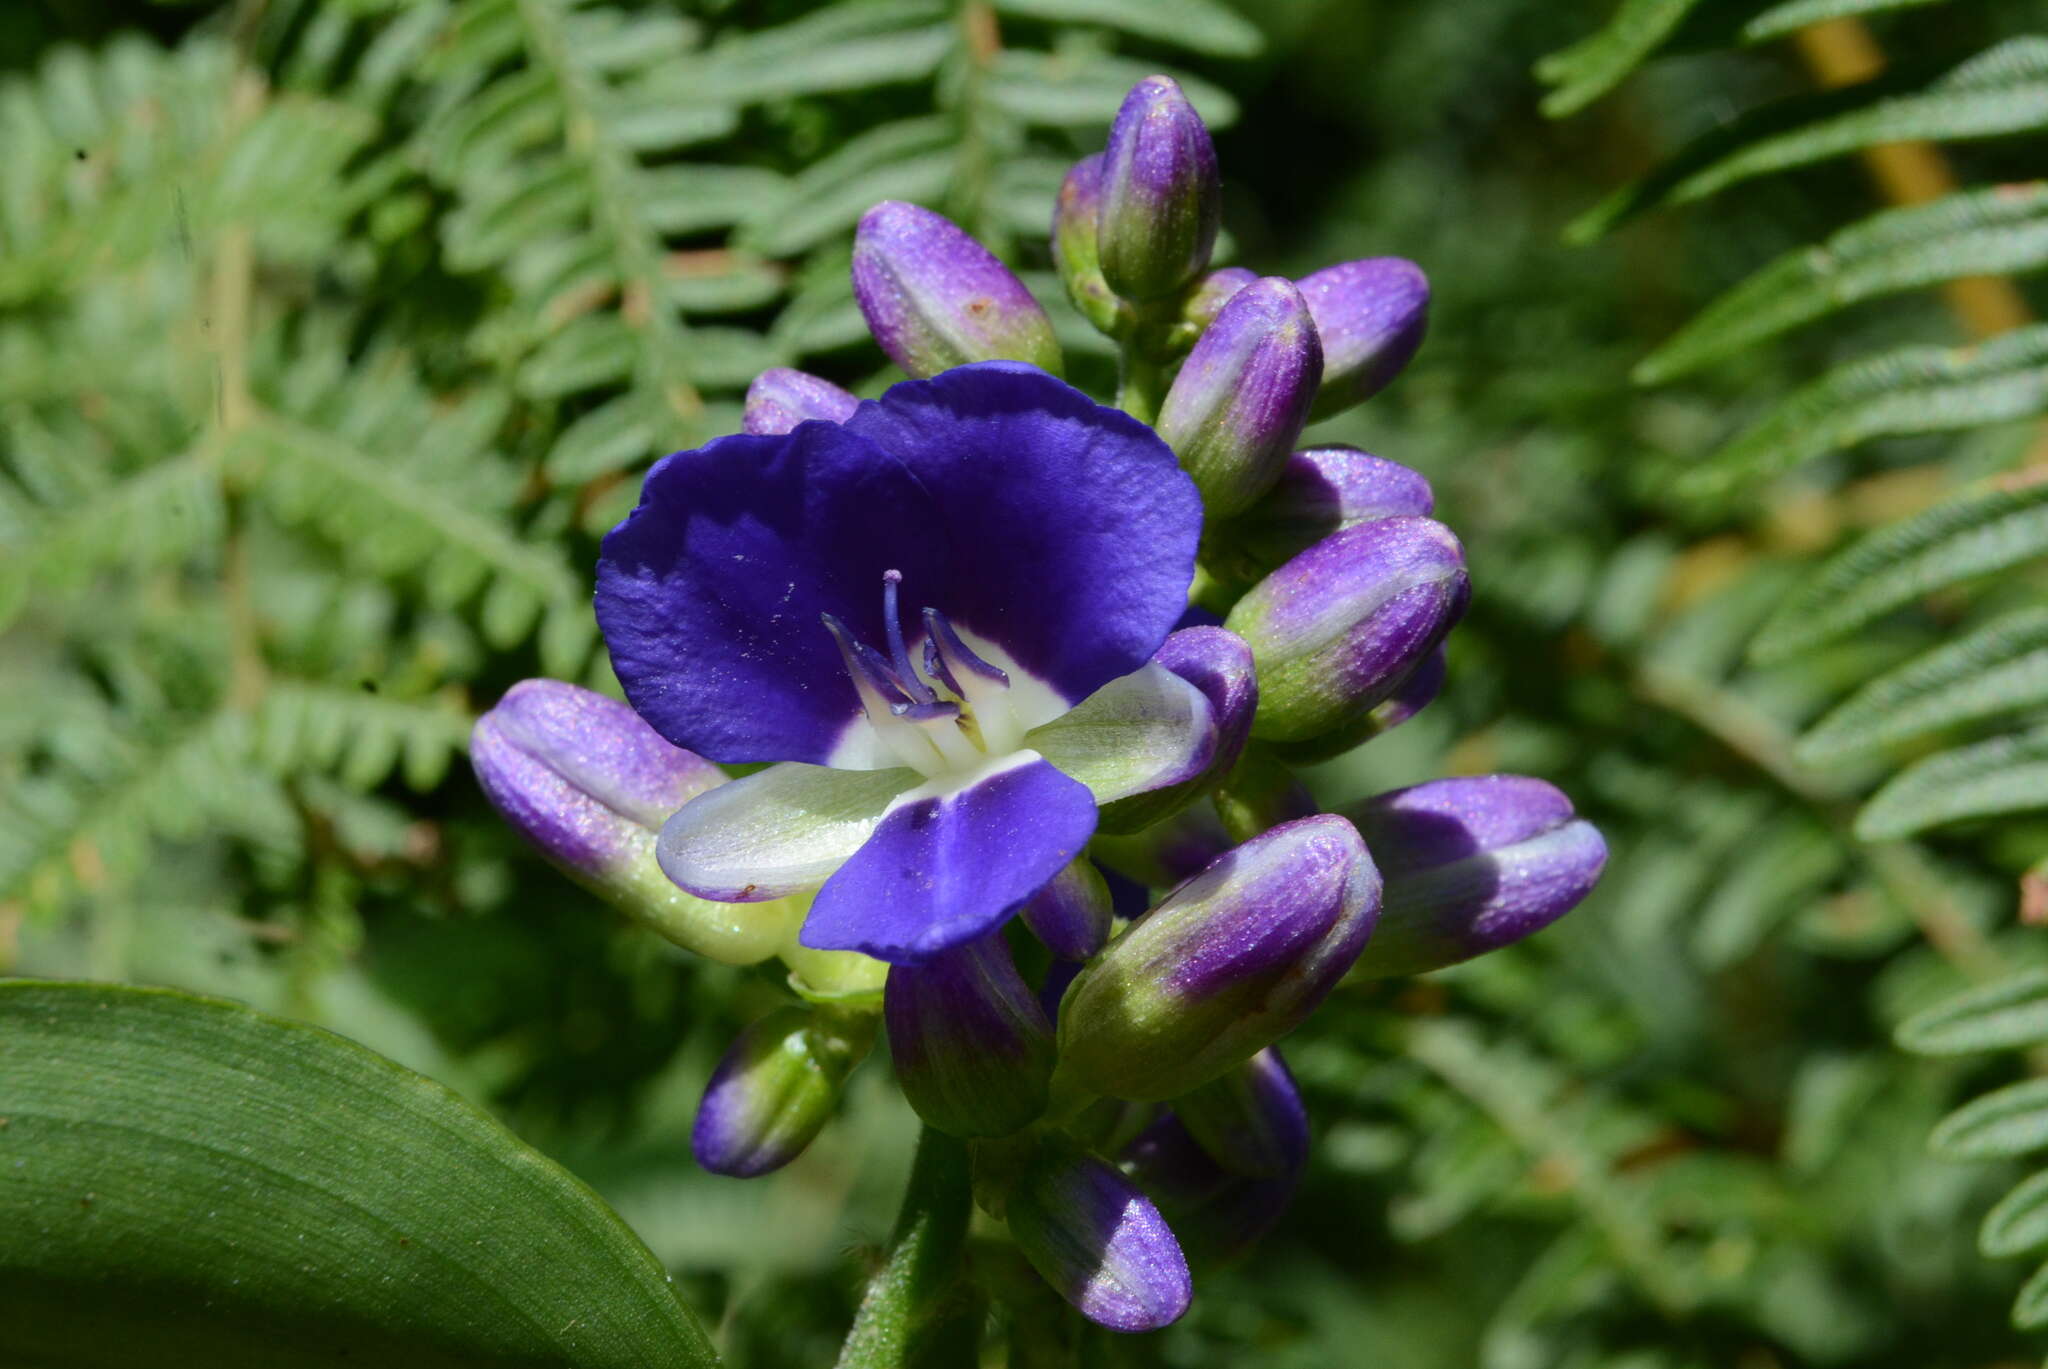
[984,51,1238,128]
[1897,970,2048,1055]
[738,118,955,258]
[1930,1076,2048,1160]
[1571,40,2048,242]
[1797,608,2048,763]
[1981,1170,2048,1259]
[1679,325,2048,494]
[992,0,1262,58]
[1742,0,1959,45]
[1751,477,2048,663]
[642,4,953,107]
[2014,1258,2048,1329]
[1534,0,1708,118]
[1856,723,2048,839]
[1636,183,2048,383]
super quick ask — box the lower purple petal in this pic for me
[802,756,1099,963]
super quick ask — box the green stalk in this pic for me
[835,1128,976,1368]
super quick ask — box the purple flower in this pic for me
[1003,1141,1193,1332]
[1055,814,1380,1100]
[471,679,792,964]
[1343,775,1607,976]
[854,202,1062,378]
[1297,257,1430,418]
[596,363,1217,965]
[743,368,860,435]
[1097,625,1258,834]
[1098,75,1221,302]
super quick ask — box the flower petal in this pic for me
[802,754,1098,962]
[1027,663,1216,805]
[658,762,922,902]
[844,362,1202,707]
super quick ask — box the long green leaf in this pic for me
[1679,326,2048,496]
[0,979,718,1368]
[1636,183,2048,382]
[1742,0,1959,45]
[1856,723,2048,840]
[1533,0,1708,117]
[1751,477,2048,663]
[1572,40,2048,243]
[1797,608,2048,763]
[1931,1076,2048,1161]
[1897,970,2048,1055]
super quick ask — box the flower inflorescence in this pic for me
[471,74,1606,1335]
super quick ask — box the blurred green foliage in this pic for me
[4,0,2048,1364]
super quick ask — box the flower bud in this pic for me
[742,368,859,435]
[853,201,1062,378]
[1342,775,1607,977]
[1099,627,1258,833]
[1266,644,1447,766]
[885,932,1055,1137]
[1021,858,1115,961]
[693,1006,875,1177]
[1152,267,1257,358]
[1297,258,1429,418]
[1056,815,1380,1101]
[1121,1112,1293,1267]
[1003,1141,1192,1332]
[1211,744,1317,845]
[1156,278,1323,519]
[1172,1048,1307,1181]
[1225,517,1469,746]
[1051,155,1130,336]
[471,680,791,964]
[1097,76,1220,302]
[1216,446,1435,579]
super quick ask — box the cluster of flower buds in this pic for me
[472,73,1606,1339]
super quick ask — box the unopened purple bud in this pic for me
[1180,267,1257,334]
[1121,1113,1294,1267]
[885,932,1054,1137]
[742,368,859,435]
[1297,258,1429,418]
[853,201,1062,378]
[1003,1142,1192,1332]
[1056,815,1380,1101]
[1157,278,1323,518]
[692,1006,875,1177]
[1218,446,1435,578]
[1267,645,1447,765]
[1052,155,1130,336]
[1343,775,1607,976]
[1099,627,1259,834]
[1022,858,1115,961]
[1225,517,1469,745]
[1172,1048,1308,1181]
[472,680,790,964]
[1098,76,1221,302]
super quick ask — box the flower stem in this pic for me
[835,1127,976,1369]
[1114,352,1168,426]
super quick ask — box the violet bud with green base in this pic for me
[853,202,1062,378]
[885,931,1055,1137]
[1209,446,1435,581]
[1097,76,1220,302]
[1155,278,1323,519]
[1298,257,1430,419]
[743,368,859,435]
[1171,1048,1307,1182]
[1001,1140,1192,1332]
[1096,626,1258,834]
[1021,857,1115,961]
[470,679,792,965]
[1266,644,1447,766]
[1226,516,1468,746]
[1055,814,1380,1101]
[1052,155,1129,337]
[1120,1111,1294,1267]
[1342,775,1607,977]
[693,1006,875,1178]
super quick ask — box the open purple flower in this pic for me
[596,361,1212,964]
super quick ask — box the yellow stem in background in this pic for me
[1792,18,2033,341]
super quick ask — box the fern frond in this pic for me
[1680,325,2048,495]
[1751,477,2048,663]
[990,0,1262,59]
[1570,39,2048,241]
[1533,0,1707,118]
[1742,0,1959,45]
[1797,607,2048,763]
[1855,723,2048,839]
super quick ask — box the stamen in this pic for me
[879,570,934,705]
[923,608,1009,685]
[822,613,915,712]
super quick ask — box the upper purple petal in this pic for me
[596,363,1201,765]
[802,756,1099,963]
